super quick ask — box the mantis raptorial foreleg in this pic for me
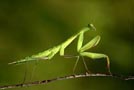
[78,35,111,74]
[73,32,111,74]
[73,30,91,73]
[79,35,101,53]
[77,31,84,52]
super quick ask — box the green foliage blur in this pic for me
[0,0,133,90]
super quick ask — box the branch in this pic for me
[0,73,134,89]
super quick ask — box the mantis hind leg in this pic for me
[22,62,28,85]
[22,60,38,84]
[30,60,39,81]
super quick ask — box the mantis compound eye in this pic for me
[88,24,96,31]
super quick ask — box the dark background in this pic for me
[0,0,133,90]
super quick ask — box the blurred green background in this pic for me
[0,0,133,90]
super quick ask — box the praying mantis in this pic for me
[8,24,111,74]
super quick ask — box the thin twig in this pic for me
[0,73,134,89]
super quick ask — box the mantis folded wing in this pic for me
[75,35,111,74]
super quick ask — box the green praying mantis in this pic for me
[8,24,111,74]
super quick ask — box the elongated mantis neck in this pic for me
[79,27,89,33]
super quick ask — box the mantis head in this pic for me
[88,24,96,31]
